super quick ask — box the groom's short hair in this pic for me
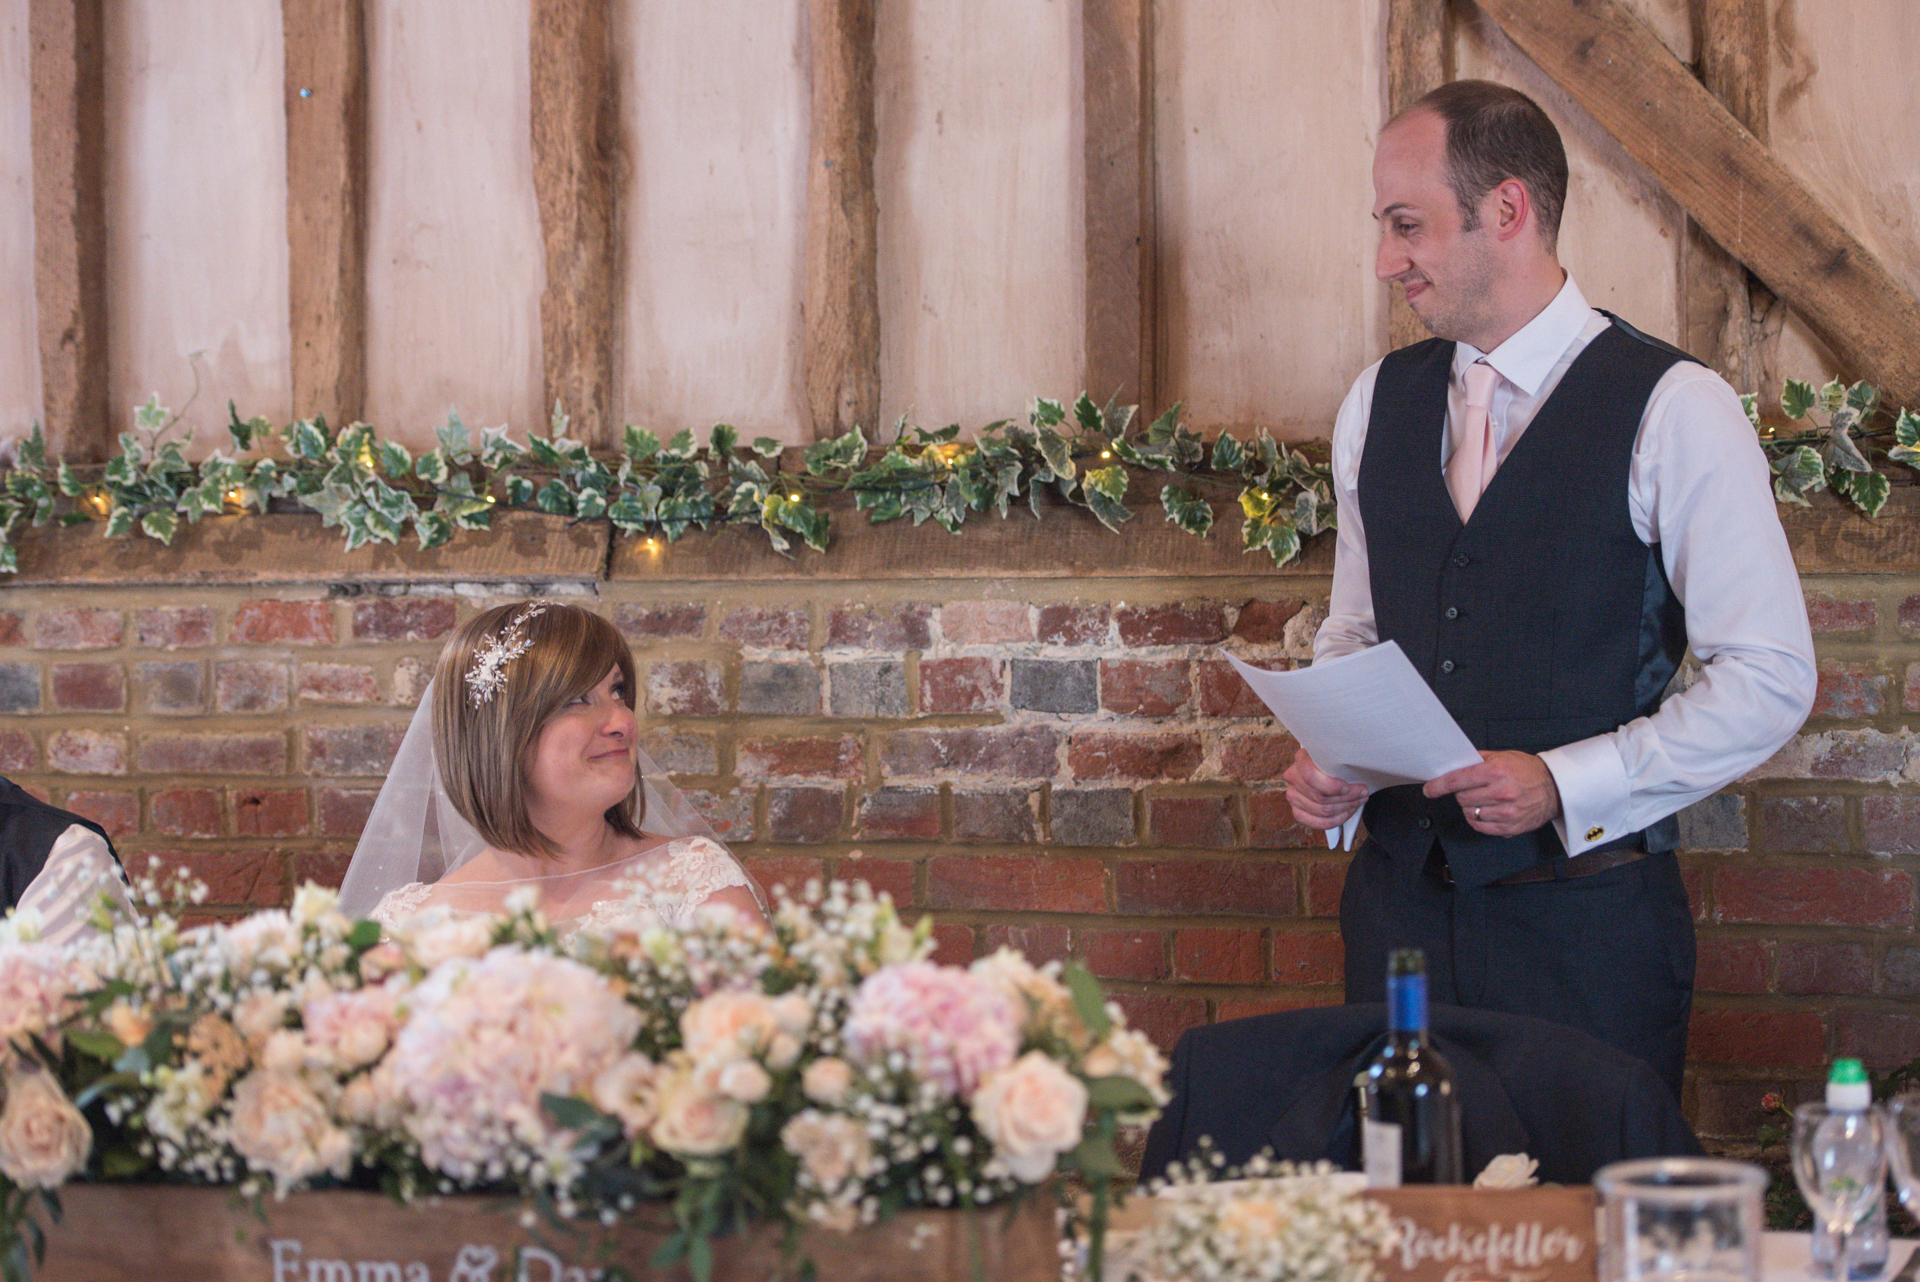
[1403,79,1568,253]
[435,601,646,858]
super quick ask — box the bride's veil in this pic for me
[336,677,756,920]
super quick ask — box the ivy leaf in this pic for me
[1846,382,1881,414]
[535,480,575,515]
[287,418,330,461]
[1081,464,1131,532]
[1031,398,1066,429]
[0,542,13,574]
[803,427,867,475]
[1780,379,1816,421]
[480,423,524,469]
[376,440,413,480]
[103,506,135,539]
[1834,468,1891,519]
[415,448,450,487]
[663,429,698,460]
[1062,961,1113,1043]
[606,492,650,532]
[437,410,473,462]
[1210,432,1246,473]
[623,425,661,462]
[440,495,494,531]
[1100,392,1137,440]
[1824,425,1872,474]
[140,508,179,545]
[414,510,453,550]
[506,474,536,507]
[1085,1075,1157,1115]
[1035,427,1076,482]
[1073,393,1104,435]
[1144,403,1182,445]
[1771,444,1826,505]
[133,394,169,435]
[1160,484,1213,537]
[574,487,607,520]
[1896,409,1920,450]
[708,423,738,459]
[55,462,84,498]
[1817,379,1847,414]
[1740,393,1761,429]
[749,436,783,459]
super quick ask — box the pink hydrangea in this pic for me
[842,962,1021,1098]
[0,943,85,1053]
[301,980,404,1072]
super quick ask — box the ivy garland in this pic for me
[0,378,1909,576]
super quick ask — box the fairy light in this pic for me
[224,487,247,511]
[1099,450,1113,460]
[84,490,111,519]
[787,493,802,503]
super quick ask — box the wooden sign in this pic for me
[1367,1186,1598,1282]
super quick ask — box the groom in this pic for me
[1281,80,1815,1097]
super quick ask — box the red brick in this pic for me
[1687,1008,1827,1068]
[135,851,285,908]
[1307,860,1348,916]
[1080,929,1167,981]
[719,606,810,650]
[0,730,36,772]
[745,856,828,898]
[134,606,214,649]
[1683,863,1707,922]
[232,600,334,645]
[648,661,725,715]
[1777,942,1873,995]
[766,786,846,842]
[298,663,379,705]
[1834,1010,1920,1068]
[350,597,457,643]
[1116,857,1296,915]
[928,922,975,967]
[1805,594,1875,633]
[1692,1076,1811,1140]
[979,922,1070,964]
[1220,732,1298,783]
[1068,731,1202,781]
[612,603,707,641]
[317,787,379,837]
[0,611,20,645]
[1811,661,1887,718]
[1233,598,1306,643]
[1715,866,1913,928]
[137,660,205,713]
[1218,994,1341,1021]
[47,730,126,775]
[1116,603,1229,647]
[50,662,124,711]
[233,788,309,837]
[1197,659,1272,717]
[151,788,223,838]
[1863,795,1920,854]
[1905,664,1920,714]
[296,851,353,893]
[826,603,932,650]
[1754,795,1846,853]
[951,789,1039,843]
[62,789,138,839]
[685,788,754,841]
[304,725,406,778]
[883,726,1060,779]
[1248,790,1321,849]
[1899,593,1920,636]
[926,854,1106,913]
[391,657,432,707]
[1809,733,1906,780]
[1175,927,1265,983]
[738,734,864,779]
[940,601,1032,645]
[1272,930,1345,985]
[1149,795,1237,847]
[839,856,913,905]
[857,786,943,840]
[1109,992,1207,1053]
[1696,937,1770,995]
[138,733,287,775]
[917,657,1004,714]
[32,608,122,650]
[1035,603,1110,646]
[1098,659,1190,716]
[215,661,290,713]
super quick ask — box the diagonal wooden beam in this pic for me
[1083,0,1154,416]
[28,0,108,461]
[1477,0,1920,409]
[1384,0,1452,351]
[803,0,880,441]
[530,0,619,448]
[283,0,368,428]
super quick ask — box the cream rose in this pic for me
[404,915,496,970]
[801,1057,854,1106]
[0,1067,91,1189]
[1475,1152,1539,1190]
[650,1059,748,1157]
[591,1053,660,1138]
[715,1060,772,1104]
[970,1052,1088,1184]
[781,1110,871,1194]
[1082,1027,1170,1108]
[681,990,781,1061]
[227,1070,352,1194]
[101,1001,154,1049]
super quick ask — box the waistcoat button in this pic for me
[1440,660,1455,673]
[1452,553,1470,567]
[1444,607,1459,620]
[1417,816,1433,830]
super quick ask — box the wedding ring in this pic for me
[1474,806,1482,821]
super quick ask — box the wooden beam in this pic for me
[802,0,880,441]
[1083,0,1154,415]
[1384,0,1452,351]
[529,0,619,447]
[283,0,368,427]
[1477,0,1920,409]
[1679,0,1780,396]
[28,0,108,462]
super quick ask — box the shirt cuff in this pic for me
[1538,735,1632,858]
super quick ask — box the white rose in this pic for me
[650,1059,748,1157]
[802,1057,854,1106]
[1081,1027,1171,1108]
[231,990,291,1053]
[0,1067,91,1189]
[681,991,780,1061]
[781,1110,871,1194]
[228,1070,352,1194]
[591,1053,659,1138]
[715,1060,772,1104]
[1475,1152,1539,1190]
[404,915,496,970]
[766,1034,802,1070]
[290,883,340,928]
[770,993,813,1036]
[970,1052,1088,1184]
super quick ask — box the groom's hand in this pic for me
[1423,750,1561,836]
[1283,749,1368,830]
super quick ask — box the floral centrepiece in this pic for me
[0,873,1166,1282]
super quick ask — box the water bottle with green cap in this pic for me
[1809,1059,1889,1278]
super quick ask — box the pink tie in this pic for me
[1447,360,1501,521]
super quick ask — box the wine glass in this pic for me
[1792,1101,1888,1279]
[1886,1093,1920,1217]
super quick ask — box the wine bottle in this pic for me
[1354,948,1464,1186]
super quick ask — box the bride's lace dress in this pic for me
[367,836,752,936]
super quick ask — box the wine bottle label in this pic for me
[1362,1119,1402,1189]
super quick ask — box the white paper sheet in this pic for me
[1225,643,1484,850]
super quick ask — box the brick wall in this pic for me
[4,500,1918,1155]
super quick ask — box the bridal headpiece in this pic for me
[465,600,550,707]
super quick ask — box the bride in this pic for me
[337,599,764,932]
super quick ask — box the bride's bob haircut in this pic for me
[432,601,646,858]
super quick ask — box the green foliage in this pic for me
[1759,377,1914,518]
